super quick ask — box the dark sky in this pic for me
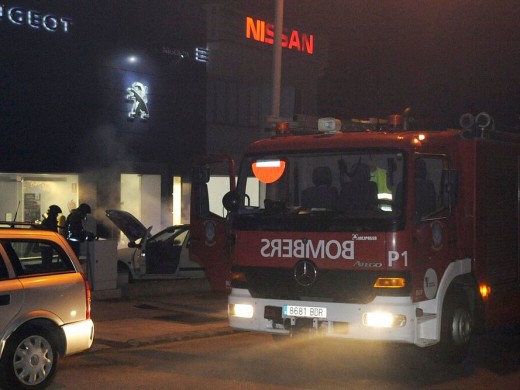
[243,0,520,129]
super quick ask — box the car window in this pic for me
[174,230,188,246]
[1,239,75,276]
[414,155,447,220]
[0,257,8,280]
[153,227,187,244]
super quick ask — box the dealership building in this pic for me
[0,1,327,237]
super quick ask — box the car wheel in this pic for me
[428,287,472,364]
[0,327,59,389]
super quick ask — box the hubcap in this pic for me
[13,335,54,386]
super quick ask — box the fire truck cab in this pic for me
[190,113,520,363]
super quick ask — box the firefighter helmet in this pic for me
[48,205,62,214]
[78,203,91,215]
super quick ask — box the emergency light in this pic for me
[318,117,341,133]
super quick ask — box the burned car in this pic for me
[105,210,205,285]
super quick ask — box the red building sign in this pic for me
[245,16,314,55]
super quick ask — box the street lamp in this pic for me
[266,0,284,130]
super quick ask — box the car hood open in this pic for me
[105,209,148,242]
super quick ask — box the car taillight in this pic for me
[82,273,92,320]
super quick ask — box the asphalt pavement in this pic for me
[90,278,235,352]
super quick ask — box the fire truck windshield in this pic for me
[235,150,405,231]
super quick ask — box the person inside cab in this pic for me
[337,162,378,213]
[301,166,338,209]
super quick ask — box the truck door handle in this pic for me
[0,294,10,306]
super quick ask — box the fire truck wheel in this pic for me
[429,288,472,364]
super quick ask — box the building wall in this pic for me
[0,1,326,229]
[0,1,207,230]
[0,1,206,173]
[203,3,327,162]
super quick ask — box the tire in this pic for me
[0,327,59,390]
[429,288,472,364]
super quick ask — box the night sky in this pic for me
[245,0,520,130]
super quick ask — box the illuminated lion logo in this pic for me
[126,82,149,120]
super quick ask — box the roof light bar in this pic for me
[318,117,342,133]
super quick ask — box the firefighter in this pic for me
[41,205,62,232]
[57,213,67,236]
[40,205,63,267]
[65,203,95,257]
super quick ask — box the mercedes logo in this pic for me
[293,259,318,287]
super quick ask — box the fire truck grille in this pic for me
[233,266,410,304]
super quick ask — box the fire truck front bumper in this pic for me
[228,289,435,346]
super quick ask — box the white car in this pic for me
[0,224,94,389]
[105,210,205,284]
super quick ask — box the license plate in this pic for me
[283,305,327,319]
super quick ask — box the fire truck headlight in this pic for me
[363,312,406,328]
[229,303,254,318]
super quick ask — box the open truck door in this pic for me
[190,155,236,292]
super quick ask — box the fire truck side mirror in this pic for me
[223,191,240,213]
[441,169,458,211]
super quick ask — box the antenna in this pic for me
[11,201,20,228]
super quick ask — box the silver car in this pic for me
[105,210,205,285]
[0,225,94,389]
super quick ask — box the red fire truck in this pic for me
[190,112,520,363]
